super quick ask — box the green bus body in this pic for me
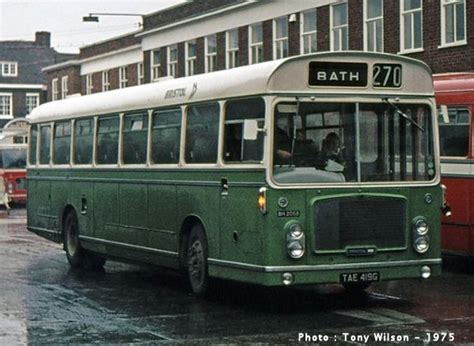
[27,52,442,291]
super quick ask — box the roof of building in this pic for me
[0,39,77,85]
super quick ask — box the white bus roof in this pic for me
[28,51,433,123]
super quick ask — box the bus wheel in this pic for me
[64,212,85,268]
[343,282,371,293]
[64,212,106,270]
[185,224,209,296]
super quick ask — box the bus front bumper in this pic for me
[208,258,442,287]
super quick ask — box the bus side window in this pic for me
[29,124,38,165]
[39,124,51,165]
[151,108,181,164]
[96,116,119,165]
[123,112,148,164]
[74,118,94,165]
[185,103,219,163]
[53,121,71,165]
[438,106,470,157]
[224,98,264,163]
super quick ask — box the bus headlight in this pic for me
[414,218,429,235]
[414,236,430,253]
[289,223,304,239]
[287,241,305,259]
[286,222,305,259]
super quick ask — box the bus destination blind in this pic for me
[309,62,402,88]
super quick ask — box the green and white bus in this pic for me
[27,52,442,295]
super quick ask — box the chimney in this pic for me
[35,31,51,47]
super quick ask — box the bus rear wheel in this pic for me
[64,212,105,270]
[185,224,209,296]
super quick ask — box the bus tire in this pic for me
[185,224,209,296]
[64,212,85,268]
[64,211,106,270]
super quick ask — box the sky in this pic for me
[0,0,184,54]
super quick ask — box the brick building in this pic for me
[43,0,471,99]
[0,32,77,127]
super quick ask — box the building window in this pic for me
[1,62,17,77]
[61,76,68,99]
[102,71,110,91]
[119,66,128,88]
[168,44,178,78]
[401,0,423,52]
[331,2,349,51]
[52,78,59,100]
[273,16,289,59]
[226,29,239,69]
[186,40,197,76]
[249,23,263,64]
[151,49,160,82]
[441,0,466,47]
[137,63,144,85]
[301,9,317,54]
[86,74,93,95]
[364,0,384,52]
[205,34,217,73]
[0,93,12,118]
[26,93,39,114]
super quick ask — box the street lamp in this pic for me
[82,12,144,23]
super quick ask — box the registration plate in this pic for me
[340,271,380,284]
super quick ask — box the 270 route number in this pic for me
[373,63,402,88]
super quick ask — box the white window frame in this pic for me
[185,40,197,76]
[26,93,40,115]
[167,44,178,78]
[364,0,384,52]
[137,63,144,85]
[52,78,59,100]
[330,2,349,51]
[102,70,110,91]
[273,16,289,60]
[205,34,217,73]
[400,0,423,53]
[440,0,467,48]
[119,66,128,88]
[61,76,68,99]
[1,62,18,77]
[226,29,239,69]
[249,23,263,65]
[0,93,13,118]
[300,9,317,55]
[151,49,161,82]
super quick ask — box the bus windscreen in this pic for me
[0,149,27,169]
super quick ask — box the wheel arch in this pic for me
[178,214,207,269]
[60,204,77,241]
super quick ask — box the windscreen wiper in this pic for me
[382,97,424,132]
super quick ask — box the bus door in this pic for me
[219,99,265,264]
[438,105,473,254]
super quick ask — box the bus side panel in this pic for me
[35,176,52,231]
[177,185,220,258]
[50,178,69,232]
[93,181,119,242]
[441,176,472,255]
[147,184,178,252]
[119,182,148,247]
[219,185,264,265]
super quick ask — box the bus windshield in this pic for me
[273,101,435,184]
[0,148,27,169]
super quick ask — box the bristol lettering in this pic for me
[165,88,186,99]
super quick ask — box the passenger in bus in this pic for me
[274,125,292,164]
[317,132,345,171]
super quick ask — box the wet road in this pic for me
[1,208,473,345]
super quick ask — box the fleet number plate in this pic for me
[340,271,380,283]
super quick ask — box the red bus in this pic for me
[434,73,474,257]
[0,144,27,204]
[0,119,28,206]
